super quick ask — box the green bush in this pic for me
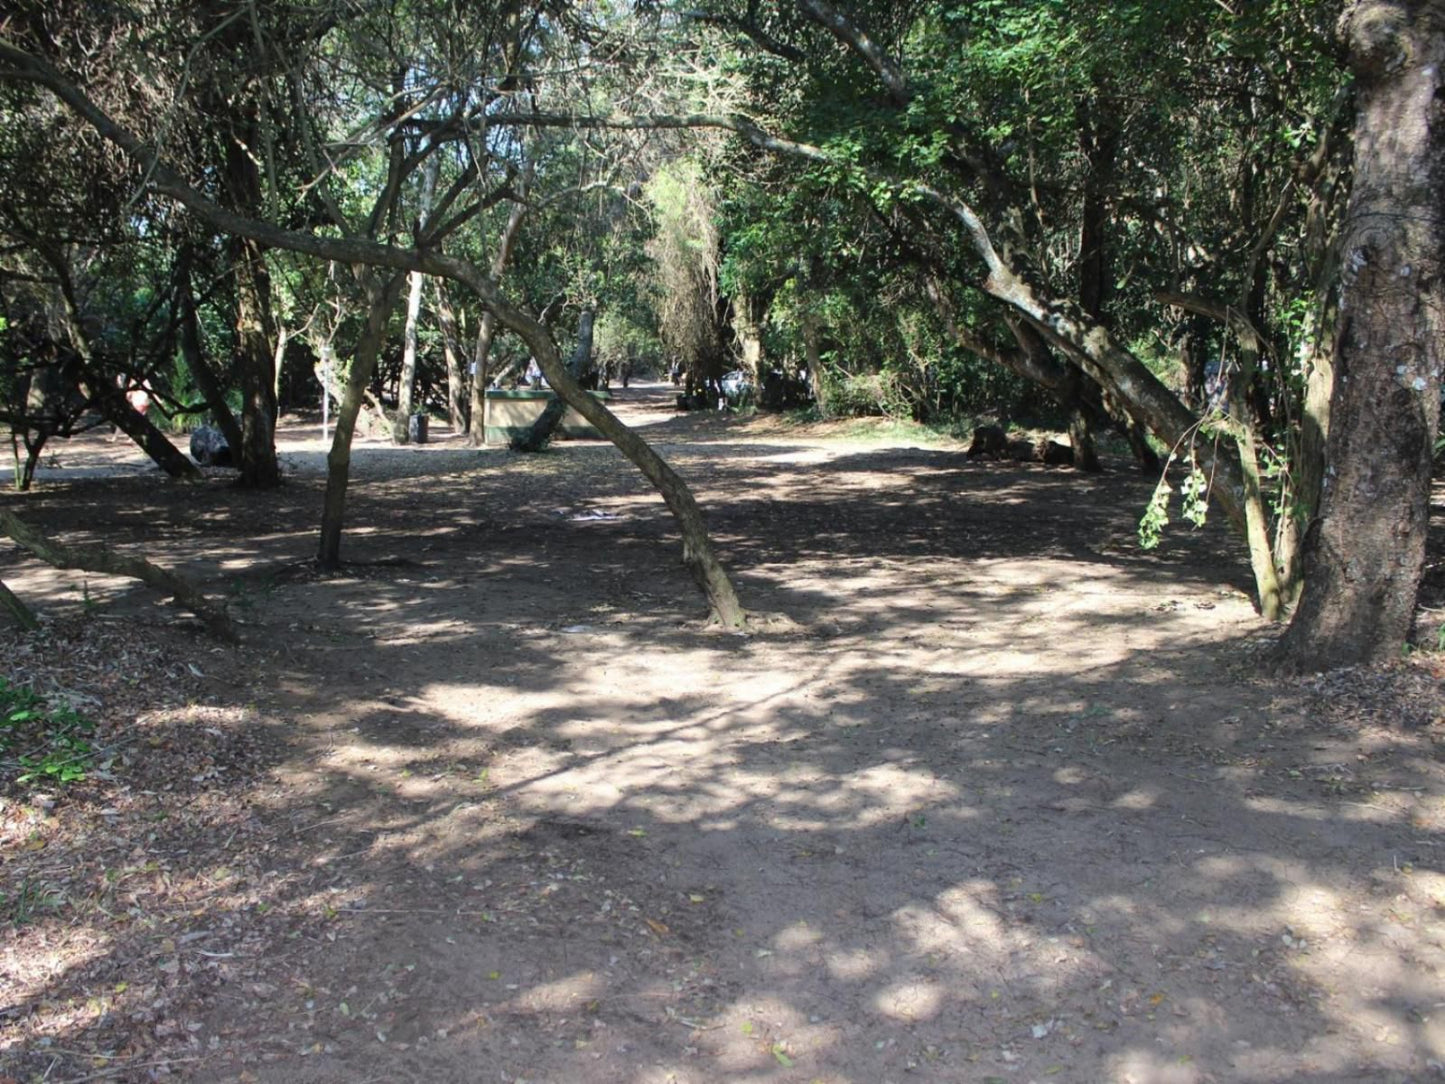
[822,369,914,419]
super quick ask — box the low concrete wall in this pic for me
[482,388,611,444]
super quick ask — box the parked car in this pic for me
[720,370,753,404]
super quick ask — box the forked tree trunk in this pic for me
[1277,0,1445,668]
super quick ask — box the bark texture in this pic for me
[1278,0,1445,667]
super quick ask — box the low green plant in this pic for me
[0,678,97,788]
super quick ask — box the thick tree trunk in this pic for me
[733,290,765,384]
[394,269,425,443]
[801,310,828,417]
[0,508,237,641]
[230,234,281,488]
[1277,0,1445,668]
[318,273,404,568]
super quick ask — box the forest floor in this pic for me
[1,383,1443,1084]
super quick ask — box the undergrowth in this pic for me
[0,677,97,788]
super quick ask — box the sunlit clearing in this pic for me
[874,977,945,1021]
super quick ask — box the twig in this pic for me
[57,1057,203,1083]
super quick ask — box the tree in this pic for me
[0,23,750,629]
[1276,0,1445,667]
[678,0,1350,619]
[646,160,726,395]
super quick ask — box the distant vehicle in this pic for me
[720,370,752,403]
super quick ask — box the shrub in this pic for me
[0,678,97,788]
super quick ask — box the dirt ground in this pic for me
[1,384,1443,1084]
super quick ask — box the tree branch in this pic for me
[0,508,238,641]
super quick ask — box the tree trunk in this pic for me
[496,305,745,627]
[394,268,425,443]
[470,312,501,442]
[0,576,39,631]
[318,272,404,568]
[512,309,594,452]
[434,280,469,433]
[179,255,244,453]
[468,186,531,444]
[801,309,829,417]
[230,234,281,488]
[272,323,290,414]
[734,290,765,384]
[1007,316,1101,471]
[1277,0,1445,668]
[0,508,237,641]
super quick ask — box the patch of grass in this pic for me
[0,678,98,788]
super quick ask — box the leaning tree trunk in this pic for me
[1277,0,1445,668]
[0,508,237,641]
[179,257,244,454]
[512,309,594,452]
[0,576,39,630]
[484,297,745,627]
[318,271,404,568]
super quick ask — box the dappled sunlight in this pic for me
[3,411,1440,1082]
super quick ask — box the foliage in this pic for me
[0,677,97,788]
[645,160,725,379]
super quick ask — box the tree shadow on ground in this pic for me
[1,423,1441,1083]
